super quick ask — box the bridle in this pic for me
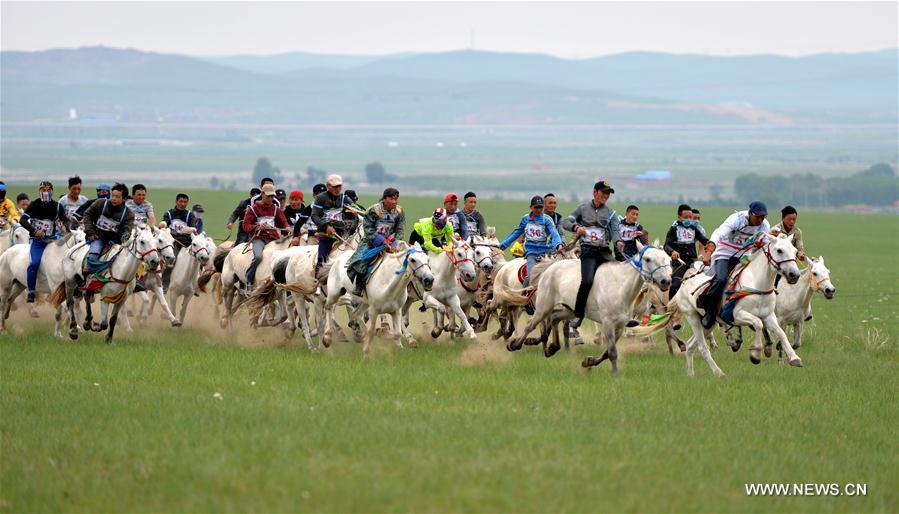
[396,247,430,276]
[627,245,671,283]
[470,243,494,269]
[763,240,797,270]
[445,241,474,269]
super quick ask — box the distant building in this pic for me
[68,108,78,120]
[636,170,671,181]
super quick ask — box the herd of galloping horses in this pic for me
[0,203,836,377]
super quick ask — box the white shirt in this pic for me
[709,210,770,261]
[58,194,88,218]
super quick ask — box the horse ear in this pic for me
[652,238,660,247]
[635,239,644,251]
[786,233,794,242]
[486,226,496,238]
[818,256,824,264]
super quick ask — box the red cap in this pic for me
[289,190,304,200]
[444,192,459,203]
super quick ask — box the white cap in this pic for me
[326,174,343,187]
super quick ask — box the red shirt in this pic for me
[242,201,289,241]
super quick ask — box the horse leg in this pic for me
[66,281,80,340]
[152,285,179,326]
[178,292,194,328]
[398,310,417,348]
[792,321,804,350]
[733,310,765,364]
[83,295,95,332]
[764,314,802,367]
[430,305,443,339]
[362,306,378,358]
[104,302,123,344]
[508,305,544,352]
[447,296,476,341]
[97,302,110,332]
[296,296,316,351]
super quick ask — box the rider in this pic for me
[16,194,30,213]
[442,193,469,241]
[291,184,325,246]
[311,175,355,276]
[0,182,20,230]
[73,184,111,223]
[461,192,487,238]
[543,193,564,234]
[125,183,156,226]
[242,183,288,288]
[19,181,67,303]
[615,204,649,261]
[347,188,405,296]
[83,184,135,273]
[410,209,455,254]
[664,204,710,300]
[560,180,624,330]
[163,193,199,256]
[772,205,806,288]
[228,187,262,245]
[691,208,707,237]
[284,190,305,229]
[698,201,771,329]
[345,190,365,212]
[192,204,205,234]
[499,195,563,290]
[57,176,88,222]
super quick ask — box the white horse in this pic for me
[633,234,801,376]
[0,227,86,333]
[336,242,435,356]
[165,230,213,326]
[769,256,835,355]
[52,225,161,343]
[130,225,179,327]
[0,225,30,254]
[219,234,293,329]
[404,238,479,341]
[441,234,497,337]
[510,242,672,374]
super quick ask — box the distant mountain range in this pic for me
[2,46,896,124]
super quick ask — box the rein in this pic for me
[625,245,670,282]
[396,247,427,275]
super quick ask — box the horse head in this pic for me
[152,224,177,266]
[470,236,495,274]
[634,239,673,291]
[133,225,160,270]
[808,256,835,299]
[450,237,477,283]
[767,234,800,284]
[67,226,86,247]
[406,243,434,290]
[189,231,212,266]
[12,224,31,246]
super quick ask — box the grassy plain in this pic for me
[1,189,896,512]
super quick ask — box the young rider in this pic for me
[615,204,649,261]
[442,193,468,241]
[83,184,135,273]
[19,181,68,303]
[499,195,563,290]
[664,204,710,300]
[347,188,405,296]
[57,176,88,222]
[410,209,455,254]
[125,183,156,226]
[0,182,20,230]
[460,192,487,238]
[241,184,288,289]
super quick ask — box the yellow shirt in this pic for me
[0,199,20,228]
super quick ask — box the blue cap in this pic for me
[748,201,768,216]
[0,184,6,191]
[97,184,111,191]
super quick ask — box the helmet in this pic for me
[433,208,448,228]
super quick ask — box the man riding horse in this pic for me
[347,187,405,297]
[311,175,356,278]
[83,184,135,275]
[499,195,563,292]
[19,181,68,303]
[242,183,289,289]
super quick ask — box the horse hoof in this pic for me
[672,323,682,331]
[99,323,108,332]
[789,357,803,368]
[430,328,441,339]
[714,370,726,378]
[764,345,773,358]
[581,357,594,368]
[83,323,92,332]
[544,343,561,358]
[626,319,639,328]
[418,305,427,313]
[791,342,800,350]
[408,339,418,348]
[506,339,523,352]
[730,343,741,353]
[750,354,761,365]
[171,320,182,328]
[69,331,79,341]
[677,342,686,352]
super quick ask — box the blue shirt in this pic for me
[501,213,563,256]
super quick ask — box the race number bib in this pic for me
[257,216,275,229]
[446,215,460,230]
[97,215,120,232]
[325,208,342,222]
[675,226,695,243]
[729,229,755,247]
[133,212,147,224]
[376,221,394,236]
[525,222,546,242]
[465,220,479,235]
[171,219,187,232]
[63,204,79,217]
[584,226,607,244]
[619,224,637,241]
[32,219,54,234]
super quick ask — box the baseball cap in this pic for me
[289,190,304,200]
[530,195,544,207]
[275,188,286,199]
[594,180,615,193]
[192,204,205,213]
[261,184,277,196]
[444,192,459,203]
[749,201,768,216]
[326,174,343,187]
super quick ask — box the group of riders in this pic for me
[0,175,806,331]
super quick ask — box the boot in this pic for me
[26,291,36,303]
[352,273,367,297]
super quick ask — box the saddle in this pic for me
[517,263,527,284]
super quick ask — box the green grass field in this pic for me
[1,188,897,512]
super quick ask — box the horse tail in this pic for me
[628,297,679,337]
[49,282,67,309]
[213,274,223,305]
[245,278,278,323]
[213,248,228,273]
[272,254,290,285]
[492,283,533,307]
[197,270,215,292]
